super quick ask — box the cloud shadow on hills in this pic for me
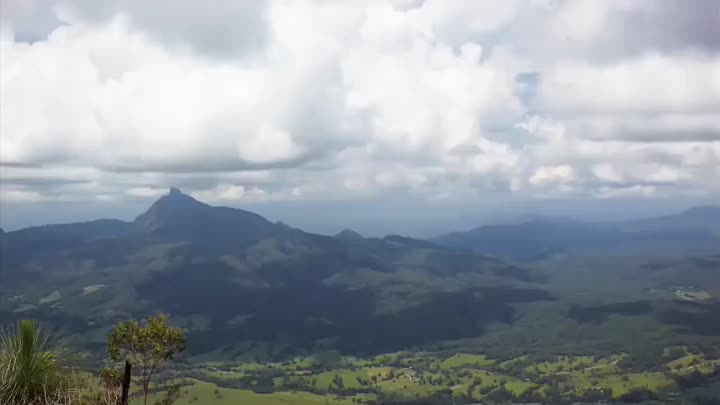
[138,258,555,356]
[657,300,720,336]
[568,298,720,337]
[568,301,655,323]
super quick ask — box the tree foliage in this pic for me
[107,313,186,405]
[96,366,123,405]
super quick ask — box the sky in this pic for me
[1,0,719,234]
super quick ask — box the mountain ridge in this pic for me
[434,207,720,260]
[1,190,719,364]
[0,188,551,357]
[3,189,718,264]
[131,188,279,242]
[335,228,364,241]
[4,189,717,241]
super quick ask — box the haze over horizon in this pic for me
[2,186,718,239]
[1,0,719,233]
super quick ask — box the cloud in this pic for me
[537,54,720,116]
[529,165,576,186]
[597,185,657,199]
[533,53,720,144]
[0,13,354,171]
[1,0,269,55]
[1,0,719,205]
[507,0,720,63]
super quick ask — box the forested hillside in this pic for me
[1,190,719,404]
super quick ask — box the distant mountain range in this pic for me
[621,205,720,232]
[0,189,718,359]
[433,206,720,260]
[2,187,286,251]
[0,188,550,356]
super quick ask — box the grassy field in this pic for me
[498,355,528,370]
[142,379,358,405]
[153,347,719,403]
[439,353,495,369]
[568,372,673,398]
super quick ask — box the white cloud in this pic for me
[538,54,720,116]
[126,187,166,199]
[592,164,624,184]
[192,184,269,202]
[1,0,719,205]
[597,185,656,199]
[529,165,576,186]
[0,189,46,202]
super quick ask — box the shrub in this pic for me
[0,320,81,404]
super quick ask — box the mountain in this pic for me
[2,190,720,386]
[621,205,720,232]
[132,187,282,244]
[0,188,292,261]
[0,188,550,357]
[0,219,131,254]
[334,228,364,241]
[433,219,618,260]
[434,207,720,260]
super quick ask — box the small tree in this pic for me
[155,383,183,405]
[107,313,186,405]
[98,366,123,405]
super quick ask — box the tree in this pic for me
[0,320,78,404]
[155,383,183,405]
[98,366,123,405]
[107,313,186,405]
[313,350,342,370]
